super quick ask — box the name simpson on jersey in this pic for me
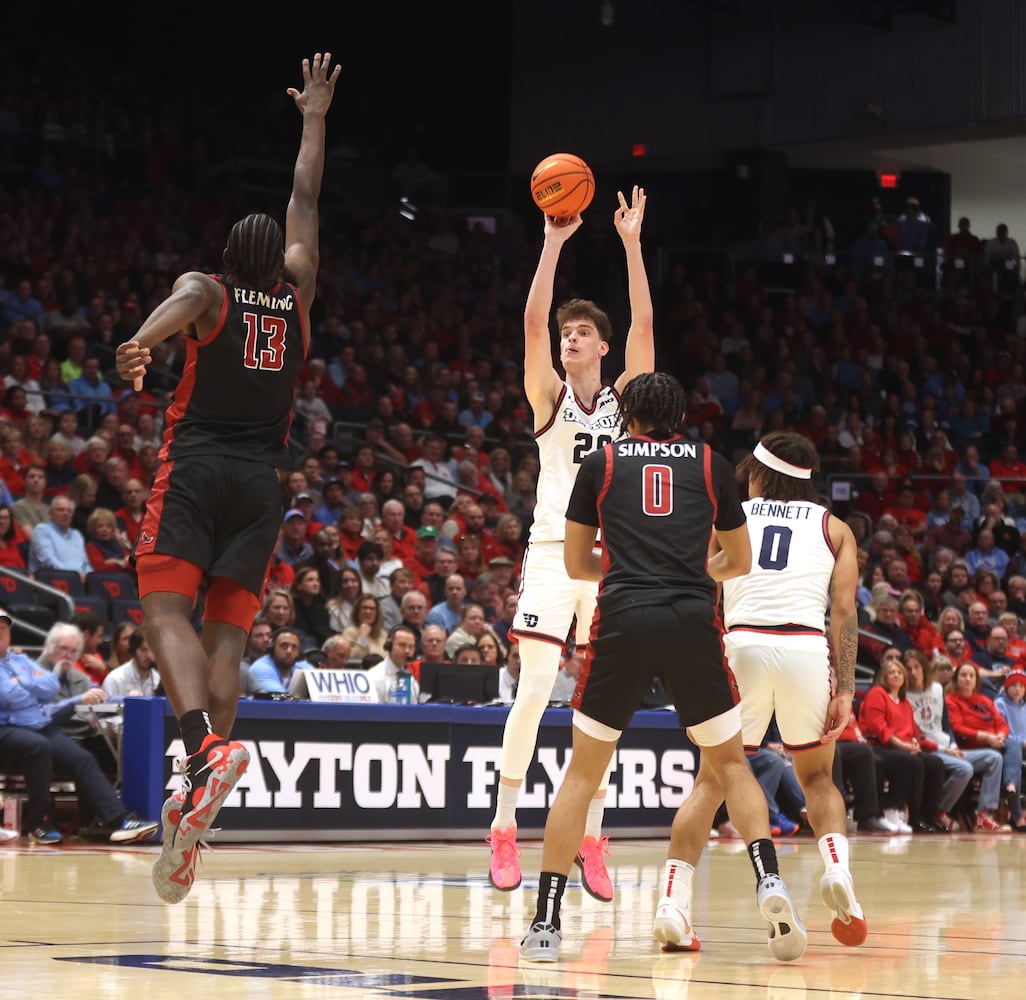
[233,287,295,311]
[617,441,698,458]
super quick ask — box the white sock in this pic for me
[818,832,850,873]
[492,783,520,832]
[584,790,607,840]
[662,859,694,904]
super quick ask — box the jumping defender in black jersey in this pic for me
[519,371,807,964]
[115,52,340,904]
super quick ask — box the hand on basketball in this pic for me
[288,52,341,117]
[543,213,583,242]
[116,341,150,392]
[613,185,646,244]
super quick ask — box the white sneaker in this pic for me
[820,865,868,946]
[519,922,561,962]
[0,827,18,842]
[653,896,700,951]
[883,808,912,834]
[757,874,808,962]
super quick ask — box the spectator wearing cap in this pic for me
[408,525,440,584]
[487,555,517,599]
[458,391,493,430]
[290,492,323,542]
[276,509,314,568]
[995,670,1026,755]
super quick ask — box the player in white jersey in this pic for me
[718,431,868,948]
[487,186,654,899]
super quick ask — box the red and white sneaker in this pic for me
[486,823,521,891]
[575,835,613,902]
[152,734,250,904]
[653,896,701,952]
[820,865,868,947]
[975,811,1010,832]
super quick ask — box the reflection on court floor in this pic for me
[0,835,1023,999]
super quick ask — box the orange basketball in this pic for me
[530,152,595,218]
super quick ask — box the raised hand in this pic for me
[287,51,341,117]
[613,185,646,244]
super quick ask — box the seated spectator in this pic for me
[452,643,483,666]
[924,503,972,556]
[277,509,314,568]
[975,486,1020,557]
[110,476,145,550]
[0,504,27,569]
[0,609,158,845]
[306,527,342,600]
[0,426,33,496]
[833,714,904,832]
[946,661,1024,830]
[327,567,362,635]
[27,494,90,578]
[380,566,416,633]
[989,442,1026,506]
[859,594,914,665]
[260,588,296,633]
[11,463,49,538]
[107,620,135,673]
[406,624,450,685]
[321,634,354,670]
[71,611,111,687]
[368,625,420,703]
[965,528,1010,580]
[857,648,946,833]
[290,565,333,648]
[67,355,115,426]
[38,622,116,775]
[84,507,132,574]
[102,629,160,698]
[444,602,496,659]
[342,594,388,661]
[971,623,1017,701]
[941,560,973,609]
[498,643,521,703]
[919,569,946,623]
[884,478,928,538]
[249,627,313,695]
[66,473,99,536]
[314,478,350,526]
[425,572,468,635]
[746,740,805,837]
[350,541,385,598]
[42,438,76,498]
[420,547,460,608]
[899,589,940,656]
[965,600,996,658]
[549,646,584,704]
[995,669,1026,775]
[902,648,976,830]
[371,524,405,581]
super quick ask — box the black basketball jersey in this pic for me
[159,274,309,467]
[565,434,746,616]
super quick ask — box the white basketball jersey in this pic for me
[530,381,621,542]
[722,498,836,630]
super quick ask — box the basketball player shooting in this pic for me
[487,186,653,901]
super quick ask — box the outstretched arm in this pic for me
[285,52,341,305]
[613,186,654,392]
[523,214,582,418]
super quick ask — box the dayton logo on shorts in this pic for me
[523,613,539,628]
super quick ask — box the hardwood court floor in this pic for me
[0,830,1022,999]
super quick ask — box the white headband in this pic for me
[753,442,812,479]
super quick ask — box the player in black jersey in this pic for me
[520,372,808,964]
[115,52,340,904]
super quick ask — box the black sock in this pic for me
[748,838,779,884]
[179,709,214,758]
[534,871,567,930]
